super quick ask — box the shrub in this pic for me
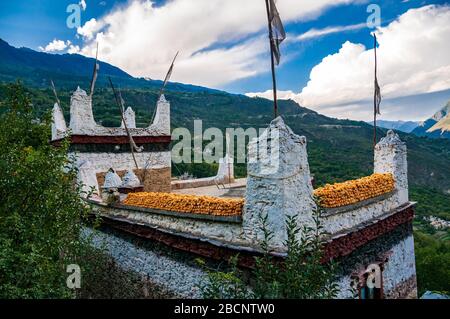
[0,83,90,298]
[199,198,339,299]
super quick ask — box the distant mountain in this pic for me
[368,120,419,133]
[0,38,217,93]
[412,101,450,139]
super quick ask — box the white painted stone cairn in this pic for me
[101,169,123,204]
[103,169,122,189]
[120,170,141,188]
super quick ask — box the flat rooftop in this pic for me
[171,178,247,198]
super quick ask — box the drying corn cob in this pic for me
[314,173,395,208]
[123,192,244,216]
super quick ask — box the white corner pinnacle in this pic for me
[69,86,99,134]
[243,116,315,252]
[216,132,234,183]
[149,94,171,135]
[51,102,67,141]
[374,130,409,205]
[121,106,136,129]
[216,153,234,183]
[158,94,167,103]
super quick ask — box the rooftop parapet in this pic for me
[51,87,171,140]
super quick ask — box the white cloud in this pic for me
[39,39,71,52]
[68,44,81,54]
[79,0,87,11]
[293,5,450,119]
[294,23,366,41]
[74,0,355,87]
[77,18,103,40]
[246,89,298,100]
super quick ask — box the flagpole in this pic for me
[159,51,179,99]
[265,0,278,119]
[108,77,139,170]
[373,34,378,149]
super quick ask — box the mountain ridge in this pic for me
[0,38,220,94]
[413,101,450,139]
[368,120,419,133]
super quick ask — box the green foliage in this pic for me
[199,199,338,299]
[414,230,450,296]
[410,186,450,221]
[197,256,253,299]
[410,185,450,295]
[0,83,90,298]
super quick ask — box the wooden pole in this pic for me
[373,34,378,149]
[108,77,139,170]
[265,0,278,119]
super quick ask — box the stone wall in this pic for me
[96,205,251,250]
[91,208,417,299]
[334,224,417,299]
[84,227,207,298]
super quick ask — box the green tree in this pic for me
[414,231,450,295]
[0,83,90,298]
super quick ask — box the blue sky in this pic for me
[1,0,449,121]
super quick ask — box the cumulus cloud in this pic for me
[248,5,450,120]
[39,39,71,52]
[77,18,103,40]
[294,5,450,119]
[74,0,354,87]
[68,44,81,54]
